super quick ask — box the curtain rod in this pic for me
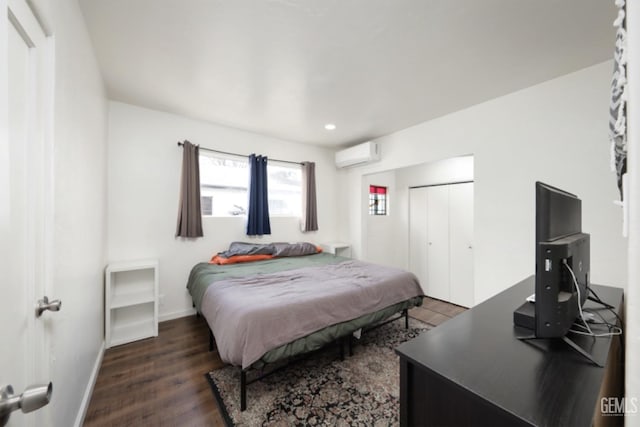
[177,141,302,166]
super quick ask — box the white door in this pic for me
[409,187,428,295]
[449,182,474,307]
[0,0,53,425]
[426,185,450,301]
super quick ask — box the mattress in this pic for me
[186,253,423,368]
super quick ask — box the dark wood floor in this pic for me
[84,297,465,426]
[84,316,226,426]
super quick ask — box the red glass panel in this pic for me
[369,185,387,194]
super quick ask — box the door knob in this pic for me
[0,383,52,426]
[36,296,62,317]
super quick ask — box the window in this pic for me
[200,155,249,217]
[199,153,302,217]
[201,195,213,216]
[267,163,302,216]
[369,185,387,215]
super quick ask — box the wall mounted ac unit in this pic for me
[335,141,381,168]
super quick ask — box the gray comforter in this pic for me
[200,259,422,369]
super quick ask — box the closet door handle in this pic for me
[36,296,62,317]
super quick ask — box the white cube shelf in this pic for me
[105,260,158,348]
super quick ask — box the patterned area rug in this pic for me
[206,318,429,426]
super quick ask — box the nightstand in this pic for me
[321,242,351,258]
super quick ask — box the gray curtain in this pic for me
[175,140,203,237]
[301,161,318,232]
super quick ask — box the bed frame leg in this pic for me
[339,337,345,361]
[348,336,353,357]
[193,302,200,318]
[209,329,214,352]
[404,309,409,329]
[240,369,247,411]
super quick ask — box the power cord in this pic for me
[563,259,593,335]
[563,260,622,337]
[588,286,623,326]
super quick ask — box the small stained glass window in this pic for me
[369,185,387,215]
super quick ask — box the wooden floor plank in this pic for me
[84,298,465,425]
[84,315,224,426]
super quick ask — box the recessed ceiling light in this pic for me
[324,123,336,131]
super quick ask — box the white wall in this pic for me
[396,156,474,189]
[107,101,340,320]
[626,0,639,423]
[38,0,109,425]
[340,61,627,304]
[362,170,397,266]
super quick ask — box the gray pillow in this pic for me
[219,242,275,258]
[272,242,318,257]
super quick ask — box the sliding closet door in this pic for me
[449,182,474,307]
[426,185,450,301]
[409,182,474,306]
[409,187,428,295]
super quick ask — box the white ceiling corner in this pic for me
[78,0,616,147]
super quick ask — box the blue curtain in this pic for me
[247,154,271,235]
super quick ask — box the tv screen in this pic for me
[534,182,590,338]
[535,182,582,242]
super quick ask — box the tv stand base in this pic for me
[516,334,603,367]
[561,335,603,367]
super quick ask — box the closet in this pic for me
[409,182,474,307]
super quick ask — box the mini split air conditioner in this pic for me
[334,141,381,168]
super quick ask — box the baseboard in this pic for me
[159,307,196,323]
[74,340,104,427]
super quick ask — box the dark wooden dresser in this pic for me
[395,276,624,426]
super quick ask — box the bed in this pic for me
[186,248,424,410]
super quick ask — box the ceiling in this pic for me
[79,0,616,147]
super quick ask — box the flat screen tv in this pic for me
[534,181,590,338]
